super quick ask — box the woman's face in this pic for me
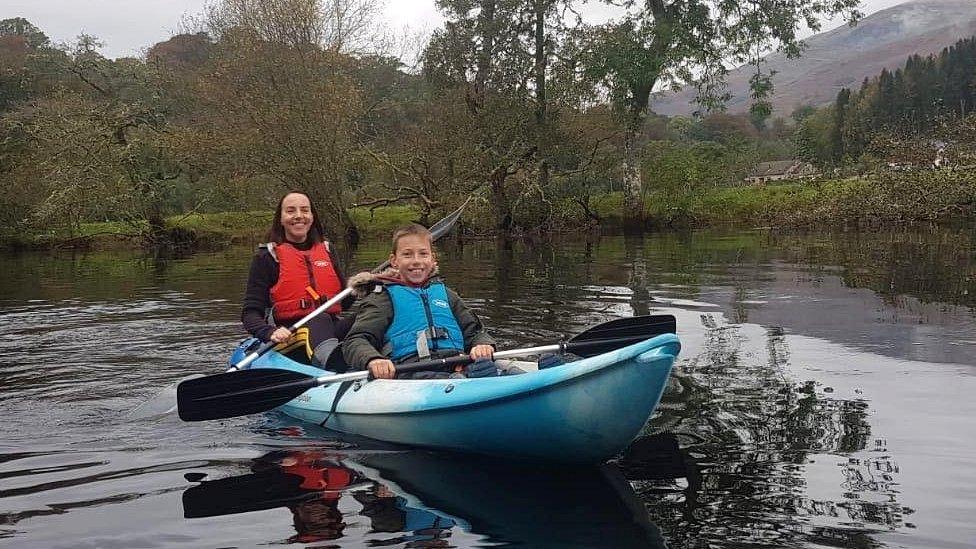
[280,193,313,243]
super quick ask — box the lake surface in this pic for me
[1,229,974,549]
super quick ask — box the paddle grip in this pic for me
[365,355,474,380]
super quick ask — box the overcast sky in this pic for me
[5,0,910,59]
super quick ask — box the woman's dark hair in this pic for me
[266,191,326,243]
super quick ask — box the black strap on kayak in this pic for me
[321,380,354,426]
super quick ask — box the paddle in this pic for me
[183,469,316,518]
[178,314,676,422]
[127,199,470,420]
[183,461,371,518]
[229,197,471,372]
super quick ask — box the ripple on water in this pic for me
[2,234,975,548]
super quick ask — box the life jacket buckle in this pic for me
[305,286,321,302]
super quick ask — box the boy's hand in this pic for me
[469,344,494,360]
[367,358,396,379]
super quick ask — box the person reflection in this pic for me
[353,483,457,547]
[254,451,357,544]
[255,450,458,546]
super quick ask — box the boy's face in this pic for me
[390,234,436,285]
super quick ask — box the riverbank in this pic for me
[0,206,422,251]
[2,169,973,251]
[640,167,976,229]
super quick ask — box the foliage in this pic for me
[795,106,836,168]
[640,168,976,229]
[799,35,976,167]
[2,7,973,250]
[563,0,859,226]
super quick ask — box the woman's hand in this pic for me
[367,358,396,379]
[468,344,494,360]
[270,327,292,343]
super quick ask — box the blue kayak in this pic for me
[231,333,680,463]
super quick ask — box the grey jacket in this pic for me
[341,275,494,371]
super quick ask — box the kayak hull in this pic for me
[239,333,680,463]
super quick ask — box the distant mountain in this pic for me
[651,0,976,117]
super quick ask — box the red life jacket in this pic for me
[284,464,354,500]
[269,241,343,322]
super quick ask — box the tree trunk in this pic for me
[490,169,513,233]
[145,207,169,249]
[534,0,547,127]
[335,207,360,251]
[471,0,497,108]
[621,128,645,232]
[534,0,550,200]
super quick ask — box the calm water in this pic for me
[1,229,974,549]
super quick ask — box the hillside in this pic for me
[650,0,976,117]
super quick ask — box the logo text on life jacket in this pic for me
[432,299,449,308]
[313,260,329,268]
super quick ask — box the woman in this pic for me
[241,191,354,369]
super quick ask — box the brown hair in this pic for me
[265,191,326,244]
[390,223,433,253]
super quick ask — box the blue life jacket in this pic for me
[397,496,458,532]
[385,282,464,361]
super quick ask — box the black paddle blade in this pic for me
[183,470,313,518]
[177,369,316,422]
[567,314,676,357]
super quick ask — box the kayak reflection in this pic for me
[183,437,683,548]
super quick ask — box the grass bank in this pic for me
[632,167,976,229]
[0,205,424,251]
[4,169,972,251]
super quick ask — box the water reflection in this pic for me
[182,432,682,548]
[649,313,907,548]
[2,228,973,548]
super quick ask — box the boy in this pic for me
[342,223,495,379]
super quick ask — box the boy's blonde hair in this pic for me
[391,223,433,253]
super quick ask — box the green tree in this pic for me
[573,0,861,229]
[831,88,850,164]
[791,105,817,124]
[795,106,835,167]
[181,0,380,246]
[0,18,58,111]
[0,17,49,48]
[419,0,597,233]
[0,33,188,245]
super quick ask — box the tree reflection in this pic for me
[645,315,904,548]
